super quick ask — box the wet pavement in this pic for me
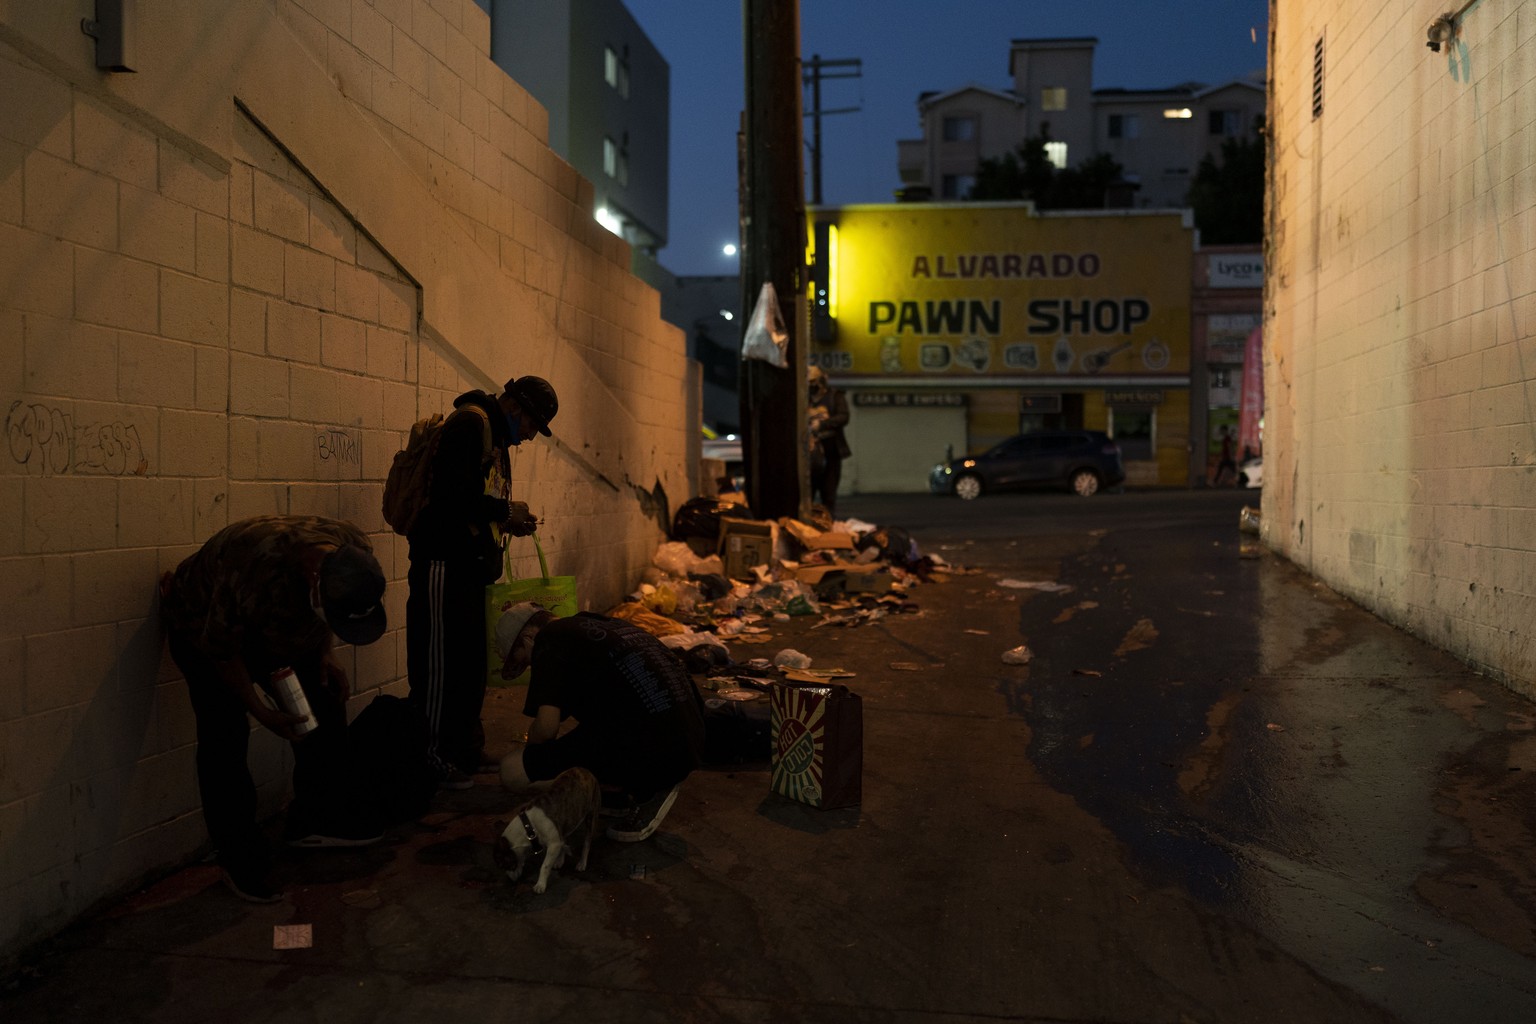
[6,488,1536,1023]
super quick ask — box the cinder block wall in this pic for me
[1266,1,1535,692]
[0,0,692,958]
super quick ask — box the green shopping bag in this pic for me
[486,534,577,688]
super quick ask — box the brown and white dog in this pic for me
[493,767,602,893]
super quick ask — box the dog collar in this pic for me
[518,811,542,853]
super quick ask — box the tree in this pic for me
[969,131,1126,211]
[1186,127,1265,244]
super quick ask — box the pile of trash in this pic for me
[602,495,951,674]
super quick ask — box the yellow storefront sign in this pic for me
[808,204,1192,380]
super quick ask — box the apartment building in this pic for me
[479,0,669,261]
[897,37,1264,208]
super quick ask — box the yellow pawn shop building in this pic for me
[808,203,1197,492]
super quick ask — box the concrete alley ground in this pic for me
[5,488,1536,1023]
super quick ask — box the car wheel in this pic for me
[1071,469,1100,497]
[954,473,983,500]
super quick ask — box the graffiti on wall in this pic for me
[315,429,361,466]
[6,400,149,476]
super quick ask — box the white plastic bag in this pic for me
[741,281,788,367]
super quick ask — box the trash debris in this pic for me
[773,648,812,670]
[341,889,382,909]
[1239,506,1261,535]
[1072,668,1103,677]
[1053,600,1100,624]
[273,924,313,949]
[1113,618,1159,656]
[781,667,855,683]
[964,628,990,635]
[1266,722,1286,732]
[997,579,1074,593]
[1239,540,1262,559]
[1001,645,1033,665]
[889,662,922,671]
[653,540,726,578]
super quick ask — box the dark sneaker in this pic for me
[606,783,682,843]
[222,866,283,903]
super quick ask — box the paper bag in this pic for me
[486,535,577,688]
[770,682,862,808]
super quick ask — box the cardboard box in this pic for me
[718,517,775,579]
[779,518,857,551]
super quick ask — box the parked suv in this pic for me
[929,430,1125,499]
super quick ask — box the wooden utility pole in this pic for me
[738,0,806,519]
[803,55,861,207]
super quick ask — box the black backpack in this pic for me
[348,695,435,827]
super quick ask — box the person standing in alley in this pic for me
[403,376,559,790]
[808,365,851,517]
[159,515,389,903]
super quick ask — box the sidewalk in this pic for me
[5,490,1536,1023]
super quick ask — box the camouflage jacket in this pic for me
[161,515,375,667]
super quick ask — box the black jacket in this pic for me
[407,390,512,567]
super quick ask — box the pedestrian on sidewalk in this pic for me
[159,515,390,903]
[494,604,706,842]
[404,376,558,790]
[807,365,851,518]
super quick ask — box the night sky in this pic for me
[623,1,1270,276]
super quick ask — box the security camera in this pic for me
[1426,13,1454,52]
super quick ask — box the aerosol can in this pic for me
[270,667,317,736]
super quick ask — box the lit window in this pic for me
[1041,87,1067,111]
[1163,107,1193,119]
[942,116,976,142]
[594,206,622,235]
[603,136,617,177]
[604,44,629,98]
[1044,141,1067,169]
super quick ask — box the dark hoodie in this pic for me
[407,389,513,571]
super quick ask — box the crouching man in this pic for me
[495,604,705,841]
[160,515,389,902]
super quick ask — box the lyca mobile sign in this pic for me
[810,206,1192,378]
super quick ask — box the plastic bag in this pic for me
[653,540,725,577]
[741,281,788,367]
[486,536,578,687]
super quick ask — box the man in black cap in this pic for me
[160,515,389,902]
[405,374,559,790]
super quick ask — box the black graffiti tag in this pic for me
[6,400,148,476]
[316,429,361,465]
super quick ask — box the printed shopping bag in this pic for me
[770,682,863,808]
[485,535,577,688]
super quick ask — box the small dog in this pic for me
[493,767,602,893]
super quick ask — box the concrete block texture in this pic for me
[1267,0,1535,696]
[1,0,691,960]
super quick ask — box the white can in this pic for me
[270,667,317,736]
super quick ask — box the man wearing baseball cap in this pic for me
[160,515,390,902]
[405,374,560,791]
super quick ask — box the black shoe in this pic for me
[222,866,283,903]
[606,783,682,843]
